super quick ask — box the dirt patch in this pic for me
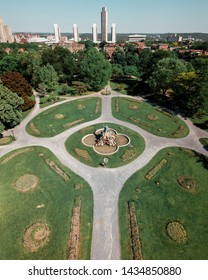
[115,99,119,113]
[116,134,130,146]
[79,126,94,134]
[0,148,34,165]
[76,104,86,110]
[23,222,50,252]
[54,114,64,119]
[63,118,85,128]
[128,201,143,260]
[129,105,139,110]
[82,135,95,146]
[147,115,159,121]
[0,136,13,145]
[45,159,70,181]
[68,197,81,260]
[166,221,187,243]
[145,159,167,180]
[130,118,151,128]
[75,148,91,161]
[172,125,185,136]
[95,99,100,114]
[178,176,196,192]
[15,174,39,192]
[94,145,118,155]
[28,122,40,135]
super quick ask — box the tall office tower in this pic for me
[101,7,108,42]
[54,23,61,43]
[111,23,116,43]
[92,23,98,43]
[73,23,79,42]
[0,16,14,42]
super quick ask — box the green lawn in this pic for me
[112,97,189,138]
[0,147,93,260]
[26,97,101,137]
[119,147,208,260]
[65,123,145,168]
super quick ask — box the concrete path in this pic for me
[1,89,208,260]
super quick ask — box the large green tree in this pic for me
[80,48,112,91]
[0,84,23,132]
[147,57,187,95]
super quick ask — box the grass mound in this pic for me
[166,221,187,243]
[15,174,39,192]
[23,222,50,252]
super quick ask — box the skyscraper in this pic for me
[92,23,98,43]
[54,23,61,43]
[111,23,116,43]
[101,7,108,42]
[73,23,79,42]
[0,16,14,43]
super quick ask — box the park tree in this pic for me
[1,72,35,111]
[0,83,23,132]
[33,63,59,92]
[111,64,124,79]
[80,48,112,91]
[147,57,187,95]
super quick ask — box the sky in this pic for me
[1,0,208,34]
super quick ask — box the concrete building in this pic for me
[167,34,183,43]
[128,34,146,42]
[54,23,61,43]
[111,23,116,43]
[92,23,98,43]
[101,7,108,42]
[73,23,79,42]
[0,16,14,42]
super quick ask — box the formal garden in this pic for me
[65,123,145,168]
[112,97,189,138]
[26,97,101,137]
[119,147,208,260]
[0,146,93,259]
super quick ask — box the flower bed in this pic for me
[145,159,168,180]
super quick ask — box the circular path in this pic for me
[1,86,208,260]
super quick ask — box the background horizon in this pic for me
[1,0,208,34]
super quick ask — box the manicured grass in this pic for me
[65,123,145,168]
[119,147,208,260]
[112,97,189,138]
[0,147,93,260]
[26,97,101,137]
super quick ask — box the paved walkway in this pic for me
[1,88,208,260]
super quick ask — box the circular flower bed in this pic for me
[166,221,187,243]
[178,176,196,192]
[23,222,50,252]
[15,174,39,192]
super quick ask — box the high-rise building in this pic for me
[101,7,108,42]
[111,23,116,43]
[0,16,14,43]
[92,23,98,43]
[73,23,79,42]
[54,23,61,43]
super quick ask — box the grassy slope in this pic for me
[112,97,189,138]
[119,147,208,260]
[0,147,93,260]
[65,123,145,168]
[26,97,101,137]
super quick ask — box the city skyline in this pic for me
[1,0,208,34]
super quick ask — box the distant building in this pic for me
[59,41,85,53]
[158,44,169,51]
[101,7,108,42]
[128,34,146,42]
[111,23,116,43]
[92,23,98,43]
[0,16,14,42]
[73,23,79,42]
[104,44,116,58]
[167,34,182,43]
[54,23,61,43]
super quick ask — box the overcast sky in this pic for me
[1,0,208,33]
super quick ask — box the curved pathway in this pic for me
[1,88,208,260]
